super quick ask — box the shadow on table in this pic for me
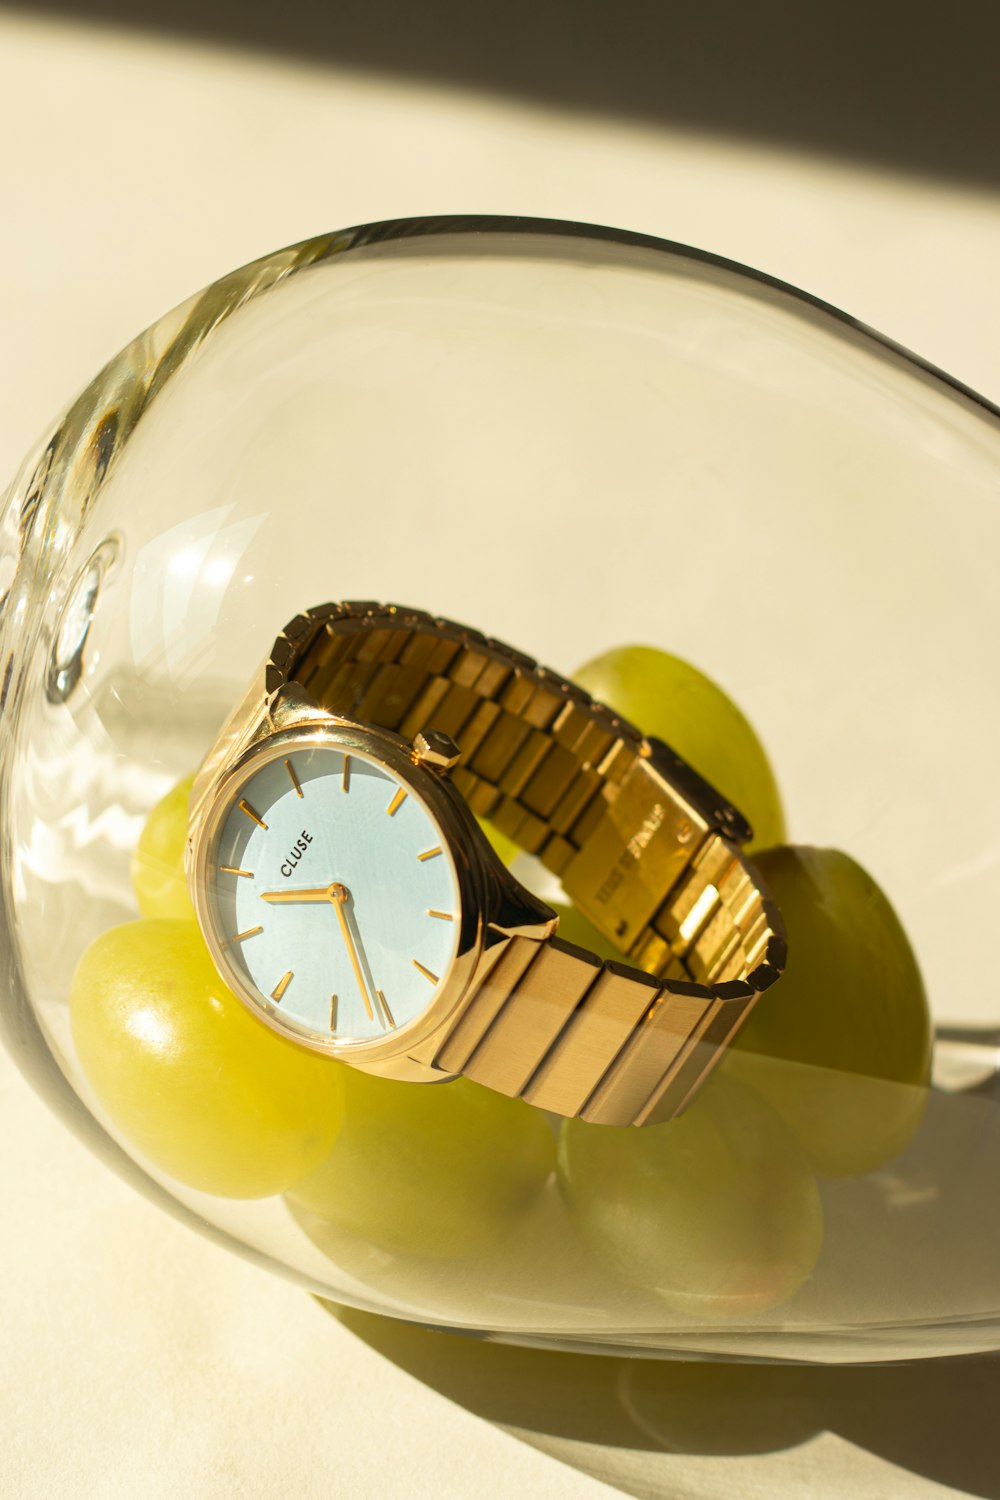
[326,1303,1000,1499]
[18,0,1000,191]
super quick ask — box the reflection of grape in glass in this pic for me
[815,1087,1000,1326]
[70,918,345,1197]
[728,845,932,1177]
[558,1072,824,1318]
[287,1066,555,1260]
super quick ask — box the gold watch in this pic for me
[186,600,785,1127]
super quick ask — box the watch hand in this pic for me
[329,882,375,1022]
[259,887,334,904]
[338,888,390,1031]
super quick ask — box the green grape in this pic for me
[131,773,196,919]
[70,918,345,1198]
[287,1066,555,1260]
[558,1072,823,1318]
[573,645,785,852]
[728,845,932,1178]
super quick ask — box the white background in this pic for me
[2,9,1000,1497]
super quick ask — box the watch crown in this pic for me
[412,728,461,773]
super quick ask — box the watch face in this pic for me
[201,742,462,1048]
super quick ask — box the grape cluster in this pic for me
[69,643,931,1319]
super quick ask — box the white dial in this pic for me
[204,743,462,1046]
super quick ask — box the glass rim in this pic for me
[311,212,1000,425]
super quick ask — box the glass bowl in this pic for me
[3,215,999,1365]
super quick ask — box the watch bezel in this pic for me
[188,718,486,1064]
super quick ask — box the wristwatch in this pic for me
[186,600,785,1127]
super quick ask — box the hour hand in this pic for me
[259,885,334,904]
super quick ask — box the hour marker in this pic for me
[386,787,408,817]
[376,989,396,1028]
[427,909,454,921]
[330,994,338,1031]
[417,846,442,862]
[220,866,254,878]
[238,799,267,829]
[412,959,439,985]
[342,755,351,793]
[271,970,294,1002]
[284,759,303,798]
[231,925,263,945]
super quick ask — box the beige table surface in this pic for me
[3,11,1000,1498]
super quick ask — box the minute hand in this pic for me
[330,883,375,1022]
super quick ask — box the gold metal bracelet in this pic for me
[264,601,785,1126]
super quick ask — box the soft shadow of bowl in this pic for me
[324,1302,1000,1500]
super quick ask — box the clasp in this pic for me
[645,736,753,845]
[560,739,752,956]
